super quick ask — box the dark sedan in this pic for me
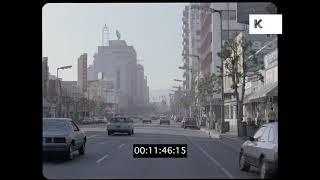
[142,119,152,124]
[182,117,198,129]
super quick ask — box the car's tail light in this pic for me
[54,137,66,143]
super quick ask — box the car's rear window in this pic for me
[110,118,129,123]
[43,119,70,132]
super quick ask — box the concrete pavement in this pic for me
[43,122,259,179]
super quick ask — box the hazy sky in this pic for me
[42,3,187,91]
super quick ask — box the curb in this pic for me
[200,128,220,139]
[220,135,245,145]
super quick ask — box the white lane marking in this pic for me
[118,144,125,149]
[87,135,98,139]
[186,136,235,179]
[96,154,109,163]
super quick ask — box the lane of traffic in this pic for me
[189,136,259,179]
[43,132,133,179]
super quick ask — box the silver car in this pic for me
[107,117,134,136]
[239,122,278,179]
[43,118,86,160]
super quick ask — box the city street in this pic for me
[43,120,259,179]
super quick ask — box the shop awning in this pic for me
[244,82,278,104]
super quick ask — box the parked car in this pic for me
[183,117,198,129]
[43,118,86,160]
[239,122,278,179]
[82,117,94,124]
[93,116,107,123]
[175,116,183,122]
[142,119,152,124]
[151,116,158,120]
[107,117,134,136]
[130,116,140,123]
[160,116,170,125]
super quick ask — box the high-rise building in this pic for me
[136,64,145,105]
[78,53,88,93]
[87,65,95,81]
[143,76,149,104]
[182,6,190,91]
[183,4,202,91]
[61,81,82,99]
[188,3,201,87]
[93,39,138,113]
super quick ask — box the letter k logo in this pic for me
[254,19,263,28]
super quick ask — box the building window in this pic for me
[196,30,201,35]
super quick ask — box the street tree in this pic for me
[217,35,264,134]
[265,3,277,13]
[177,89,194,117]
[197,73,221,128]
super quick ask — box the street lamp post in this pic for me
[174,79,183,82]
[191,4,225,133]
[56,65,72,117]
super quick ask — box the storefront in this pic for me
[244,48,278,125]
[244,81,278,124]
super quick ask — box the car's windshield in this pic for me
[254,126,267,139]
[43,119,69,132]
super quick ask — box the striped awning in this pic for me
[244,82,278,104]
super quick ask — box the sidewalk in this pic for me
[200,127,220,138]
[200,127,246,145]
[220,131,247,146]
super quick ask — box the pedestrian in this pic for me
[255,108,263,126]
[268,107,277,122]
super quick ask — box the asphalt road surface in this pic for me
[43,120,259,179]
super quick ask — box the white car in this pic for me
[94,116,107,123]
[239,122,278,179]
[107,117,134,136]
[43,118,86,160]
